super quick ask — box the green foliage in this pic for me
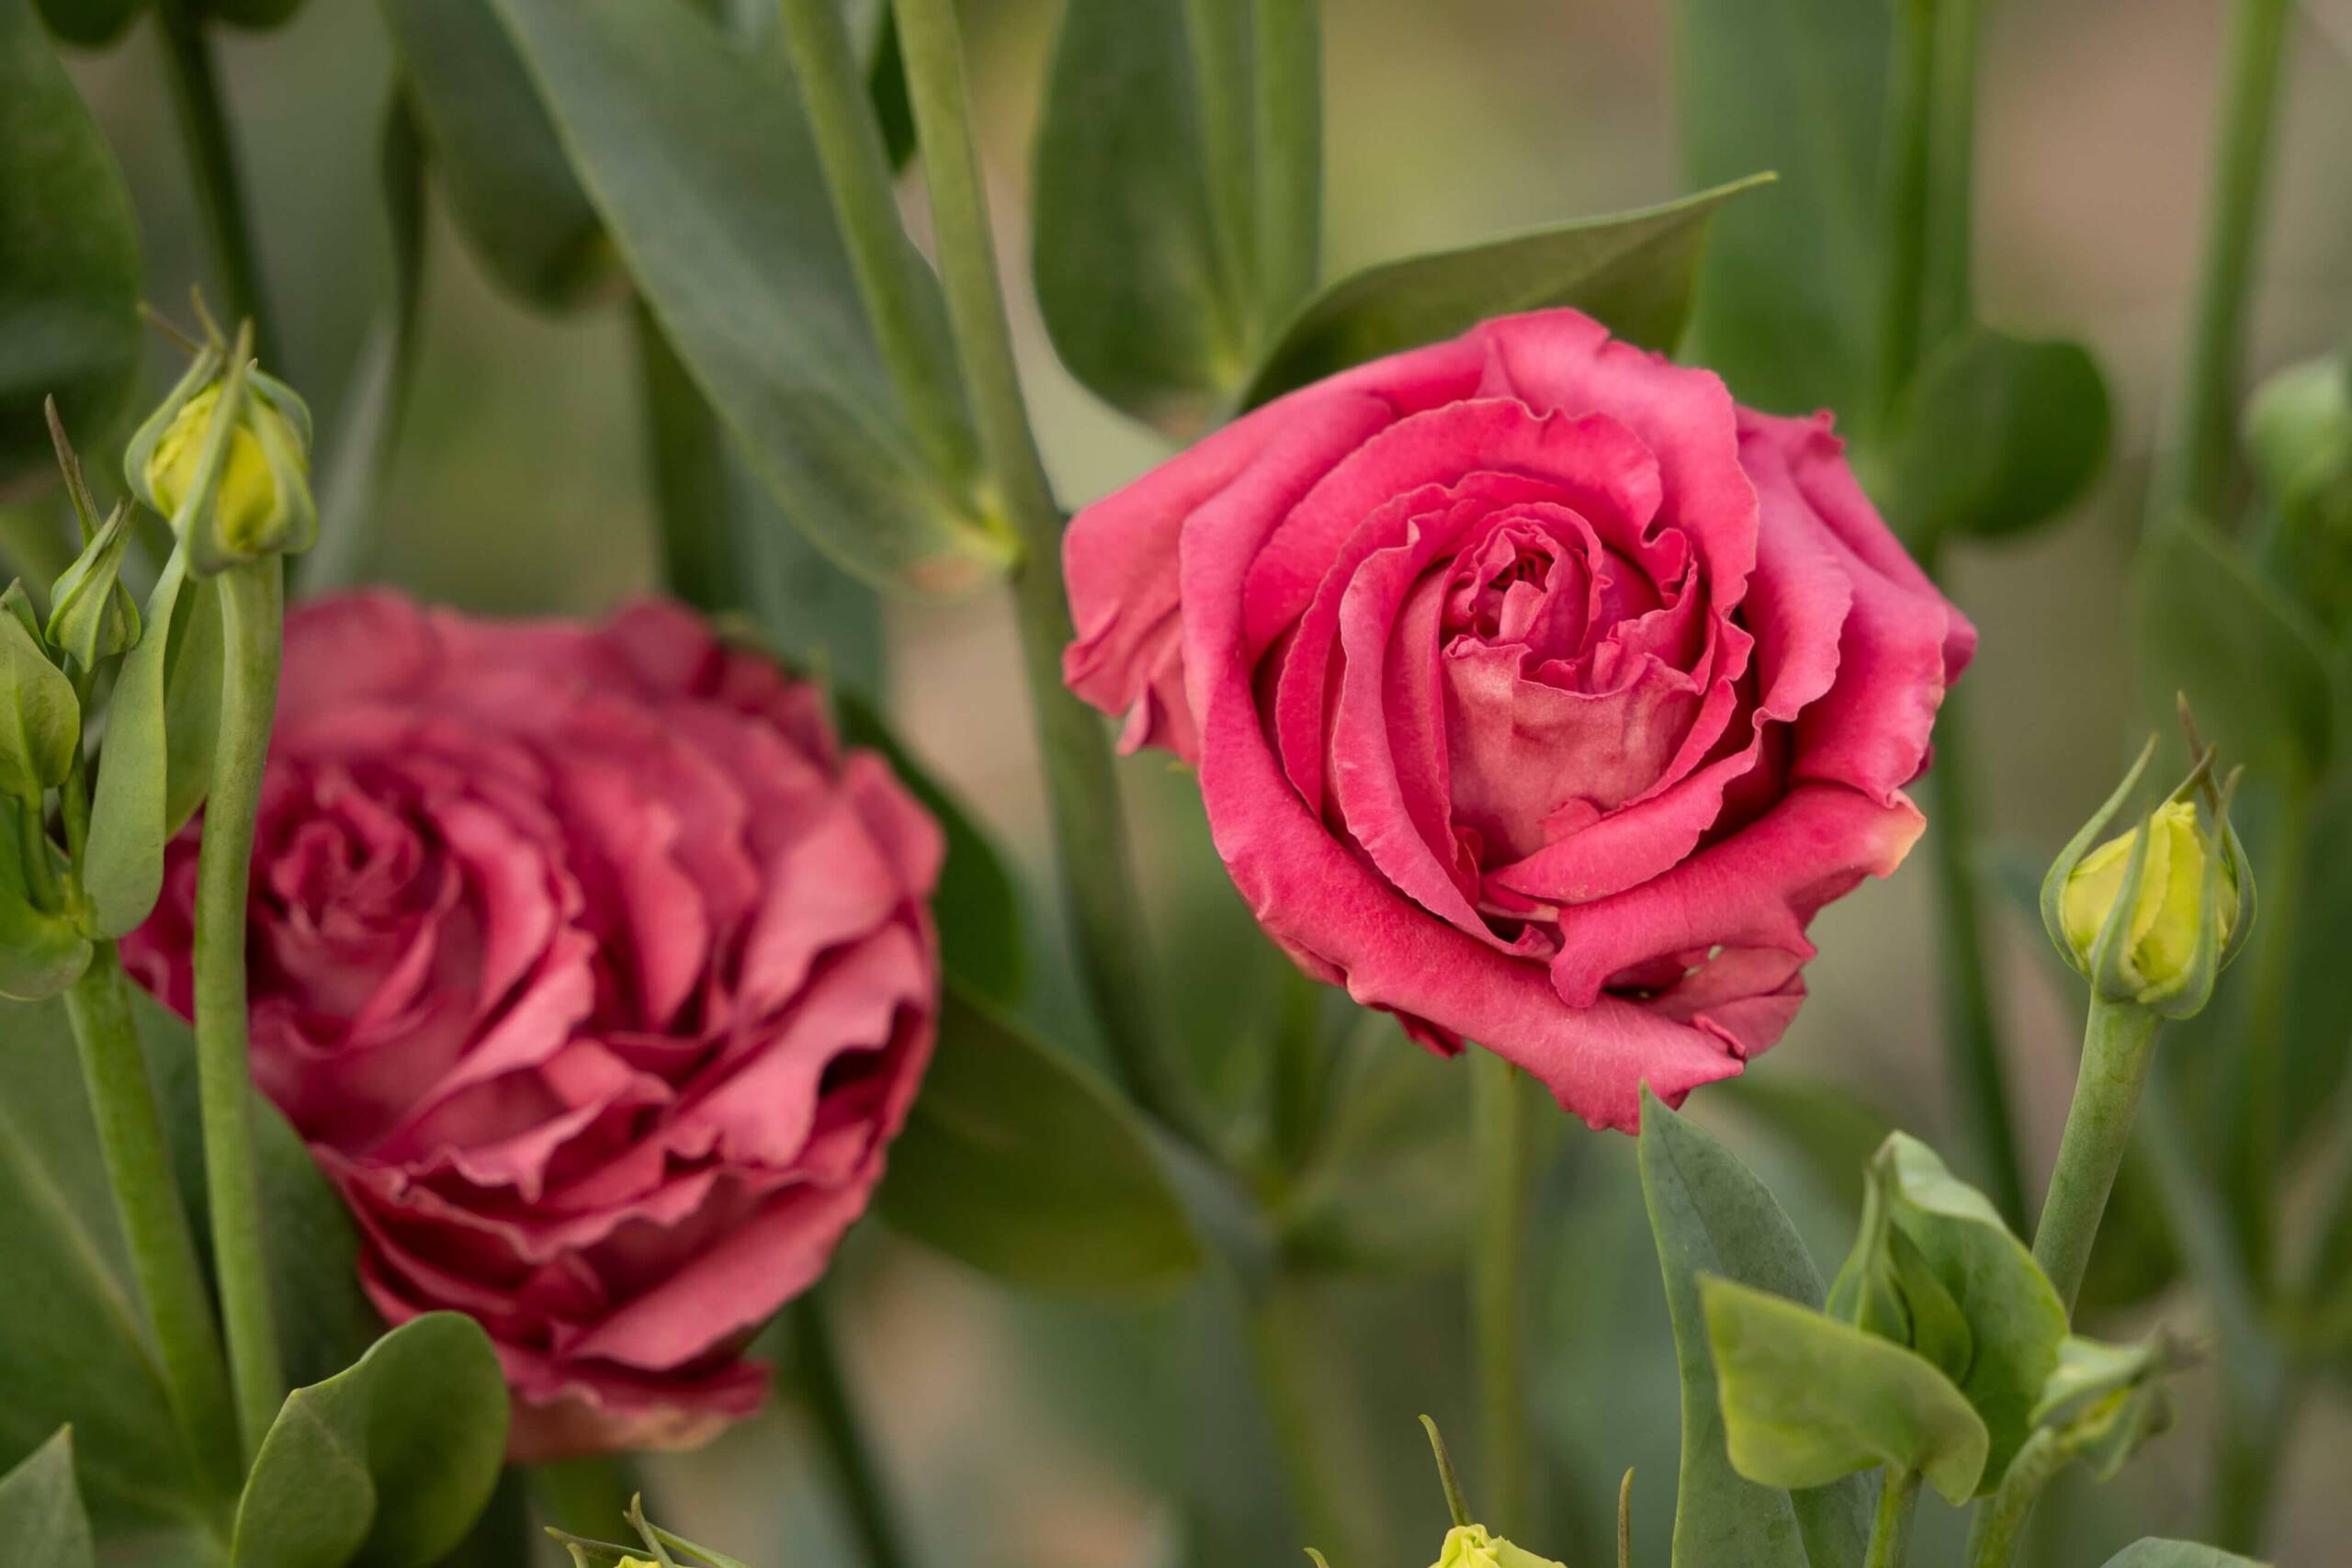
[0,1428,96,1568]
[1638,1089,1870,1568]
[1240,177,1770,411]
[489,0,1009,596]
[2030,1333,2180,1483]
[231,1314,509,1568]
[1673,0,1886,422]
[30,0,141,46]
[877,987,1203,1292]
[1698,1276,1988,1506]
[2098,1542,2267,1568]
[81,550,195,937]
[0,581,80,798]
[0,0,141,487]
[1033,0,1319,430]
[380,0,611,311]
[0,795,90,998]
[1883,327,2111,551]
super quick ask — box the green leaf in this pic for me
[2099,1542,2267,1568]
[82,551,191,937]
[0,0,141,487]
[2132,515,2335,782]
[1883,328,2111,552]
[1699,1276,1989,1506]
[0,1427,95,1568]
[1241,176,1771,411]
[832,690,1023,1009]
[490,0,1008,597]
[1032,0,1255,429]
[232,1314,509,1568]
[876,987,1201,1291]
[1674,0,1885,422]
[0,583,77,797]
[380,0,611,310]
[2031,1333,2179,1483]
[0,797,90,998]
[1839,1134,2066,1491]
[31,0,142,47]
[0,998,212,1533]
[1638,1088,1870,1568]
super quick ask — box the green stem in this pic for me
[2147,0,2292,528]
[194,558,287,1457]
[153,0,277,364]
[1919,678,2030,1233]
[62,944,243,1508]
[793,1293,912,1568]
[1245,1272,1358,1565]
[1268,961,1330,1176]
[1250,0,1320,333]
[1966,1427,2063,1568]
[1864,1469,1921,1568]
[2032,997,2162,1311]
[1872,0,1939,429]
[888,0,1207,1146]
[2209,1393,2297,1555]
[631,299,741,616]
[775,0,977,495]
[2226,781,2309,1280]
[1919,0,1981,348]
[1471,1052,1529,1538]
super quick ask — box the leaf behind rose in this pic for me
[878,987,1203,1292]
[0,1428,96,1568]
[1638,1088,1871,1568]
[1238,175,1772,411]
[2098,1542,2268,1568]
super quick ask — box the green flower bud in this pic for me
[2041,730,2253,1017]
[1431,1524,1566,1568]
[2030,1331,2188,1482]
[44,500,141,671]
[124,321,317,574]
[2245,350,2352,629]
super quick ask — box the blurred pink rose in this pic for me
[126,592,942,1457]
[1063,310,1972,1131]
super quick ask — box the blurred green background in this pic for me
[47,1,2352,1563]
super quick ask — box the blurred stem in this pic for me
[1471,1052,1529,1538]
[1268,960,1330,1175]
[1871,0,1938,430]
[775,0,977,494]
[2032,998,2161,1311]
[631,299,741,615]
[1865,1468,1921,1568]
[62,943,243,1510]
[1919,0,1981,347]
[1246,1273,1359,1564]
[1918,677,2030,1233]
[2148,0,2291,529]
[529,1455,644,1541]
[153,0,277,365]
[1965,1427,2062,1568]
[194,558,287,1458]
[793,1293,912,1568]
[1250,0,1321,332]
[889,0,1209,1148]
[2225,780,2309,1280]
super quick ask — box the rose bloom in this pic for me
[125,593,943,1456]
[1064,310,1972,1130]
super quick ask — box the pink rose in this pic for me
[1063,310,1972,1131]
[125,592,943,1457]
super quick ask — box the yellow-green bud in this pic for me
[141,379,314,568]
[2059,800,2238,997]
[1431,1524,1566,1568]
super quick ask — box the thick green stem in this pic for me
[1872,0,1939,430]
[775,0,976,495]
[888,0,1206,1145]
[2226,781,2308,1279]
[1471,1052,1529,1538]
[1966,1427,2063,1568]
[1919,0,1980,348]
[2032,998,2162,1311]
[1268,961,1329,1176]
[1918,675,2029,1232]
[1250,0,1320,331]
[63,944,243,1507]
[793,1294,912,1568]
[2148,0,2291,528]
[153,0,277,364]
[1864,1469,1921,1568]
[1245,1272,1358,1565]
[194,558,287,1457]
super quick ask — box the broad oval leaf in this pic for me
[0,1428,95,1568]
[2100,1542,2267,1568]
[232,1314,509,1568]
[876,987,1201,1292]
[1638,1088,1870,1568]
[489,0,1008,597]
[1242,176,1771,410]
[1884,328,2111,551]
[1674,0,1886,422]
[380,0,611,311]
[1699,1275,1989,1506]
[2132,516,2335,783]
[0,0,141,488]
[30,0,142,47]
